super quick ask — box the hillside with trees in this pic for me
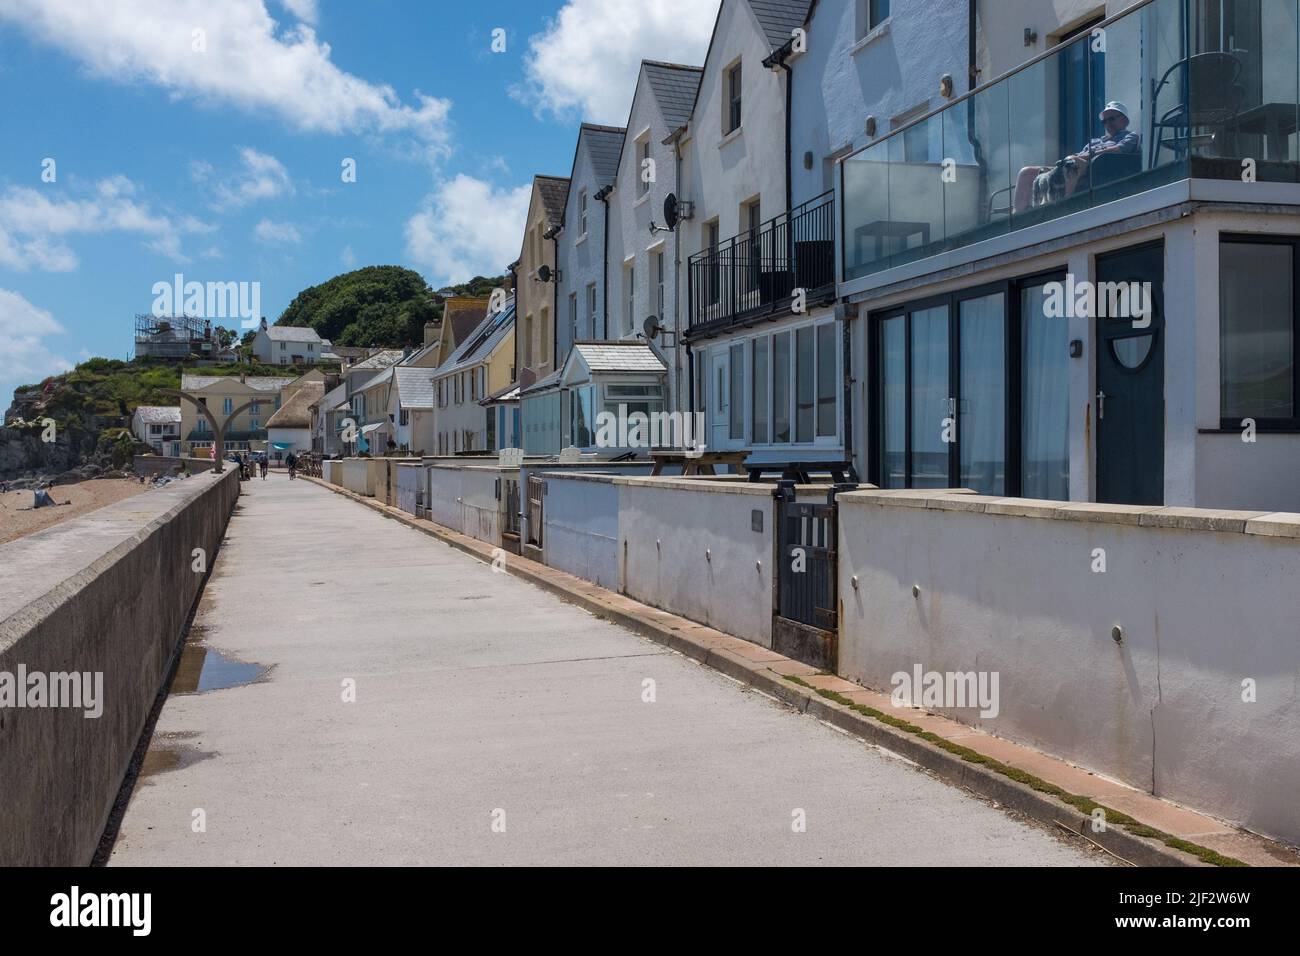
[275,266,507,348]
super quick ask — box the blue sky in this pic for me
[0,0,719,404]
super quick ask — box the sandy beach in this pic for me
[0,478,147,546]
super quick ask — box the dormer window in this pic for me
[725,61,742,134]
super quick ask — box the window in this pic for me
[639,138,651,196]
[569,292,578,343]
[579,189,588,235]
[587,284,598,339]
[222,397,233,415]
[653,251,665,319]
[250,418,260,431]
[196,418,209,434]
[857,0,890,38]
[773,330,791,443]
[523,314,534,369]
[280,341,286,351]
[752,337,769,443]
[471,368,478,402]
[729,343,744,440]
[400,409,410,427]
[1220,238,1297,425]
[625,263,635,335]
[725,62,742,135]
[795,327,815,442]
[816,323,837,438]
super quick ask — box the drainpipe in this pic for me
[545,224,561,369]
[595,185,613,340]
[968,0,979,92]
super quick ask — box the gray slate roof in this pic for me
[438,300,516,376]
[134,405,181,424]
[392,365,436,410]
[573,342,667,373]
[181,374,296,392]
[536,175,570,228]
[582,124,626,186]
[349,349,405,371]
[643,61,703,130]
[263,325,322,343]
[747,0,814,51]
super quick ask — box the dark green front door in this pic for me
[1096,241,1164,505]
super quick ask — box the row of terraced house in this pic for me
[319,0,1300,849]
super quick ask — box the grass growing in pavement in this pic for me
[783,676,1246,867]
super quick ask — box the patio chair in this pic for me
[1150,52,1245,167]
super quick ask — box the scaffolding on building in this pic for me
[133,314,218,361]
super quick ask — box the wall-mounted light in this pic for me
[940,74,954,98]
[1024,27,1038,46]
[1070,339,1084,358]
[803,151,814,170]
[865,115,877,138]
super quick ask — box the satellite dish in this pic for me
[663,194,680,231]
[536,264,553,283]
[642,315,661,340]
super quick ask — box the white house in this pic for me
[266,380,324,461]
[834,0,1300,511]
[605,60,702,420]
[387,365,437,454]
[251,320,324,365]
[131,405,182,457]
[676,0,844,464]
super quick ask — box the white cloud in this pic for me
[514,0,718,123]
[209,147,294,210]
[0,0,452,155]
[0,288,72,397]
[404,174,530,285]
[254,218,301,244]
[0,177,213,270]
[340,244,357,268]
[280,0,318,25]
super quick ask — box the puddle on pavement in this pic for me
[172,628,270,694]
[139,733,216,781]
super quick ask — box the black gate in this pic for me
[500,477,522,555]
[772,481,854,668]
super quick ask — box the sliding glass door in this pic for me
[873,275,1066,498]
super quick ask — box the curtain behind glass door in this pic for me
[910,305,950,488]
[1021,284,1070,499]
[959,293,1007,494]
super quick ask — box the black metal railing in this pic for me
[687,191,835,334]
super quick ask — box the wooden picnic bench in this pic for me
[649,449,750,477]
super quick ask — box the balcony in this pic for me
[687,190,835,338]
[841,0,1300,284]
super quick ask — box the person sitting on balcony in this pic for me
[1013,102,1139,212]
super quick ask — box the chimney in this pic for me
[259,316,268,331]
[424,320,440,347]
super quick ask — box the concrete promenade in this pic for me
[109,475,1103,866]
